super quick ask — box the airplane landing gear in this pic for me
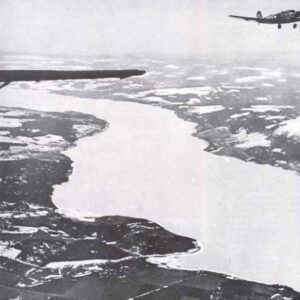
[278,23,282,29]
[294,23,297,29]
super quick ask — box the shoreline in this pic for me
[51,81,300,177]
[46,88,300,290]
[0,86,295,299]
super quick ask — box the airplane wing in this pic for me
[0,69,146,89]
[229,15,262,22]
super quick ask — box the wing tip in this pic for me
[119,69,146,79]
[0,82,10,89]
[228,15,253,21]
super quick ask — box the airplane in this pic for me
[229,10,300,29]
[0,69,146,89]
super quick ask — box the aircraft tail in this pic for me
[256,11,263,18]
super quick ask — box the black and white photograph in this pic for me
[0,1,300,299]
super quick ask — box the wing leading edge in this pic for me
[229,15,262,22]
[0,69,146,89]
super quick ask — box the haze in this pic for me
[1,0,300,57]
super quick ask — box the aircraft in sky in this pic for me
[229,10,300,29]
[0,69,146,89]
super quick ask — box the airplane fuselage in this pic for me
[261,10,300,24]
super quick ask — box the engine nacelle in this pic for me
[257,11,263,18]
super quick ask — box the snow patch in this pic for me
[143,96,169,104]
[0,118,23,128]
[234,129,271,148]
[275,117,300,139]
[263,71,282,78]
[73,124,102,138]
[235,71,281,84]
[0,111,28,117]
[164,65,180,69]
[0,131,10,136]
[189,105,225,115]
[222,85,257,91]
[235,76,269,83]
[164,74,178,78]
[233,67,268,71]
[187,98,201,105]
[2,226,39,234]
[242,105,294,113]
[226,89,240,94]
[187,76,206,81]
[146,255,180,269]
[0,243,21,259]
[264,115,286,121]
[138,86,215,98]
[0,136,25,144]
[230,112,250,119]
[255,96,272,102]
[46,257,131,269]
[261,83,275,87]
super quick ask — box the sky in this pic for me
[1,0,300,58]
